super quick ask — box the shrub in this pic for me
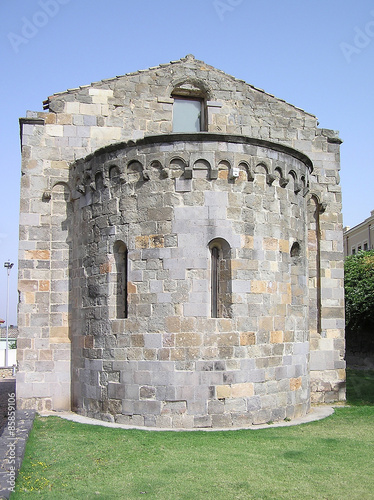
[345,249,374,352]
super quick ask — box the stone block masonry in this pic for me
[17,55,345,427]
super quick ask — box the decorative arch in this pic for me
[95,171,105,191]
[288,169,297,182]
[238,161,253,181]
[217,160,230,181]
[274,166,283,179]
[126,160,143,184]
[48,181,72,201]
[75,175,85,195]
[169,77,212,100]
[169,156,188,179]
[288,169,301,194]
[307,195,321,335]
[50,182,71,348]
[149,159,168,180]
[193,158,211,172]
[254,161,269,175]
[109,165,121,185]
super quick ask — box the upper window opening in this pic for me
[172,97,203,132]
[290,241,301,258]
[171,81,208,132]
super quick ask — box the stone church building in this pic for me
[17,55,345,428]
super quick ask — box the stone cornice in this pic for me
[78,133,314,173]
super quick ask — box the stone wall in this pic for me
[17,55,345,425]
[68,135,312,426]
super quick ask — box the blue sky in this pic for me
[1,0,373,325]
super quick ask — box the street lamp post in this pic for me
[4,261,14,367]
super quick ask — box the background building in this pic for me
[0,325,18,366]
[344,210,374,257]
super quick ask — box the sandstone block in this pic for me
[216,384,231,399]
[290,377,302,391]
[231,382,254,398]
[50,327,70,343]
[271,331,284,344]
[240,332,255,346]
[175,332,202,347]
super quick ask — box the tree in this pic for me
[344,249,374,352]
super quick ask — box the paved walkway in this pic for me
[41,405,334,431]
[0,380,15,436]
[0,410,35,499]
[0,378,36,499]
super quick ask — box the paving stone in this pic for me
[0,380,35,500]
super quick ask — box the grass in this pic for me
[346,368,374,405]
[12,369,374,500]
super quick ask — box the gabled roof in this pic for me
[44,54,315,117]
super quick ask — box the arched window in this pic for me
[209,239,232,318]
[171,81,207,132]
[211,246,219,318]
[290,241,301,258]
[113,241,128,319]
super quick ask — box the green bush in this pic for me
[345,250,374,352]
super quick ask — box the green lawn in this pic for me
[12,370,374,500]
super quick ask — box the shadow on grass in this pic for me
[346,368,374,405]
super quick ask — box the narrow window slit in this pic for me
[113,241,128,319]
[211,246,219,318]
[209,238,232,319]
